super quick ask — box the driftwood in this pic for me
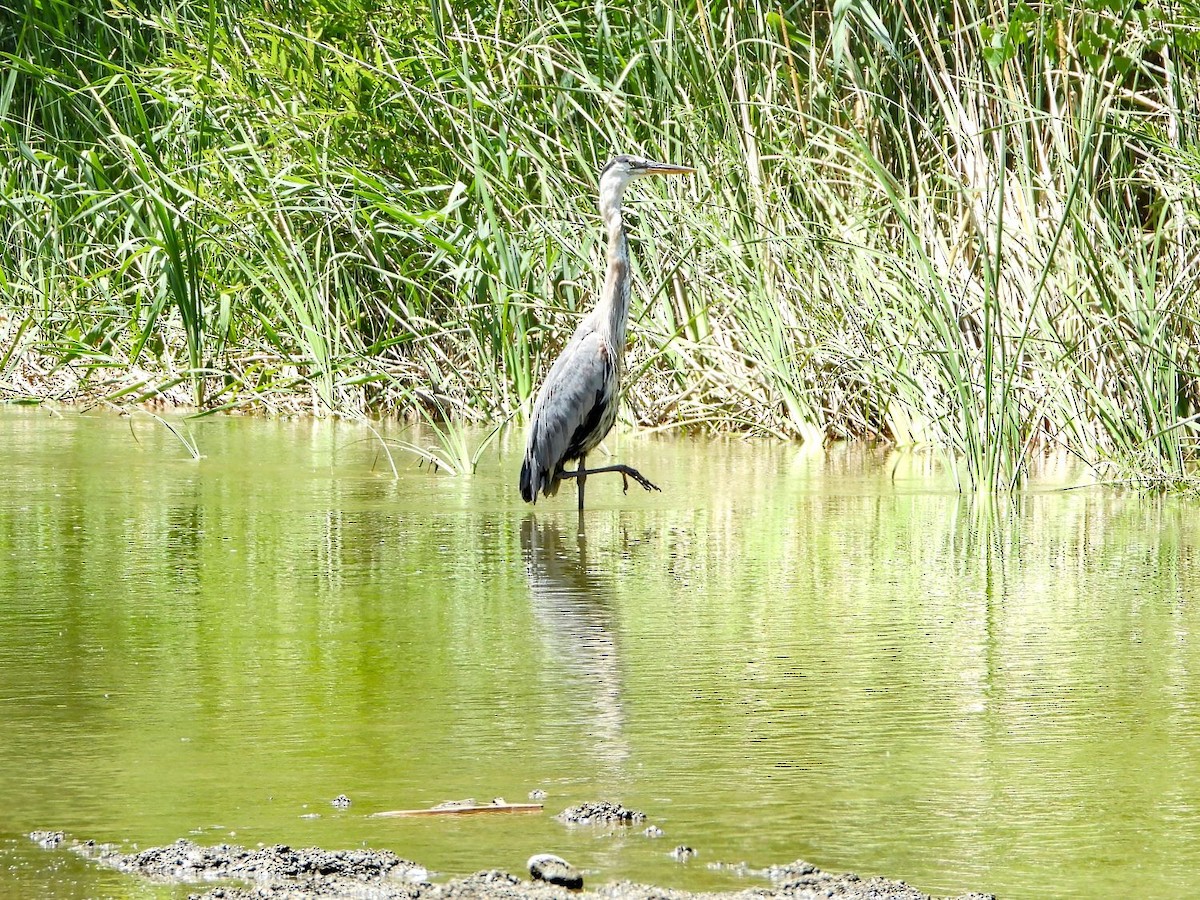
[371,801,544,818]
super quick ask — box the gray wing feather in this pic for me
[521,327,614,502]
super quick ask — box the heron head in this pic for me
[599,154,695,197]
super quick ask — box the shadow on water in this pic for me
[521,515,629,775]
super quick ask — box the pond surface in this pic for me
[1,407,1198,899]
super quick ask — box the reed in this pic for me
[1,0,1198,487]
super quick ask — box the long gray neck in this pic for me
[597,176,632,353]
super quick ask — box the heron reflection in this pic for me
[521,517,628,770]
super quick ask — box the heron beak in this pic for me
[642,161,696,176]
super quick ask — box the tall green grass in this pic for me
[1,0,1198,488]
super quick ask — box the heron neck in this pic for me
[598,190,631,351]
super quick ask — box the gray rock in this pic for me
[75,837,427,885]
[554,801,646,826]
[765,859,820,881]
[527,853,582,890]
[43,833,994,900]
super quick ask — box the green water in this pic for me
[1,408,1198,899]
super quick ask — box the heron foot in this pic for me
[617,466,660,494]
[567,463,660,494]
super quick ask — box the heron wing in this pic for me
[520,327,616,502]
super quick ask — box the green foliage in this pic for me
[1,0,1199,488]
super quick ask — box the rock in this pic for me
[528,789,547,801]
[765,859,819,880]
[758,859,997,900]
[527,853,582,890]
[71,837,426,886]
[331,794,351,809]
[554,801,646,826]
[446,870,522,892]
[47,834,995,900]
[29,831,64,849]
[643,826,664,838]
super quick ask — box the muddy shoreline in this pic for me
[31,833,994,900]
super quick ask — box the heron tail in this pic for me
[519,456,537,503]
[520,454,562,503]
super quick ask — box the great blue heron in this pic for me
[519,154,695,510]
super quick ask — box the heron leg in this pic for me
[558,463,661,496]
[576,453,587,511]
